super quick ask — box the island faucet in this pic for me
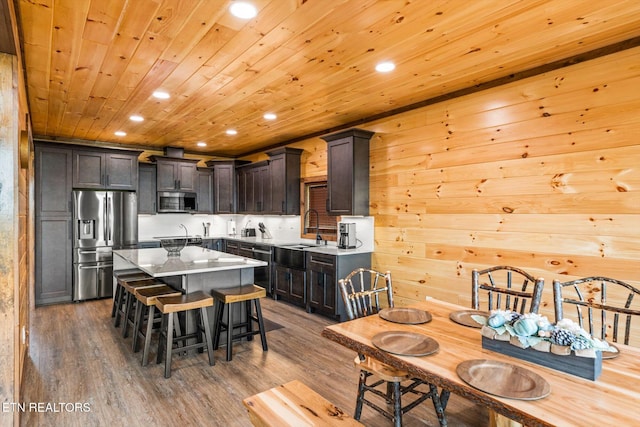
[304,208,324,245]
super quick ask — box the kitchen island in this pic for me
[113,246,267,289]
[113,246,268,339]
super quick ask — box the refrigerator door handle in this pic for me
[106,195,111,242]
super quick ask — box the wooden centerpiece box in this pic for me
[481,327,603,381]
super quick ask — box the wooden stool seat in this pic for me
[155,291,215,378]
[132,285,182,364]
[211,284,267,303]
[243,380,364,427]
[156,291,214,313]
[211,285,268,361]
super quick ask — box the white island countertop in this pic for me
[113,246,267,277]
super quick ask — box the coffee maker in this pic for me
[338,222,356,249]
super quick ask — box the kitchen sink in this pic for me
[274,245,310,269]
[281,244,315,250]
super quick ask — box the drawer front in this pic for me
[307,252,336,273]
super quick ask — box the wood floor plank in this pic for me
[21,298,487,426]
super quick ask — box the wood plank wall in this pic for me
[284,47,640,343]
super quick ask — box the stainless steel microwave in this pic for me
[157,192,197,213]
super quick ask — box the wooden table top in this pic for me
[322,298,640,427]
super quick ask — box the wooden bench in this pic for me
[243,380,363,427]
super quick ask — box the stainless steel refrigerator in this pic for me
[73,190,138,301]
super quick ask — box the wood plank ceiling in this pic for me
[16,0,640,157]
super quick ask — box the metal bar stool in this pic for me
[132,285,182,365]
[211,284,268,362]
[112,270,153,320]
[117,277,165,338]
[155,291,215,378]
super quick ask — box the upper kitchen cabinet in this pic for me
[206,160,248,214]
[267,147,303,215]
[35,142,73,217]
[72,148,141,190]
[196,167,214,213]
[151,156,198,192]
[321,129,374,216]
[138,163,157,214]
[237,161,270,214]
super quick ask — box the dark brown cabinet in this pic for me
[153,157,198,191]
[72,149,140,190]
[206,160,248,214]
[138,163,156,214]
[237,162,271,214]
[267,147,303,215]
[274,265,306,307]
[306,252,337,317]
[196,167,213,213]
[321,129,374,216]
[35,144,73,217]
[34,142,74,305]
[305,251,371,321]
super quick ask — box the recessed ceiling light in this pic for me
[114,131,127,136]
[197,141,207,147]
[375,61,396,73]
[229,2,257,19]
[129,115,144,122]
[263,113,277,120]
[226,129,238,135]
[152,91,170,99]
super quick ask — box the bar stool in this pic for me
[211,284,268,362]
[155,291,215,378]
[112,269,152,319]
[132,285,183,365]
[117,277,165,338]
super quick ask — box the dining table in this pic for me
[321,298,640,427]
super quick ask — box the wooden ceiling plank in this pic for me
[45,0,90,136]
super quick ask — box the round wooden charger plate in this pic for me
[457,359,551,400]
[449,310,489,328]
[379,307,432,324]
[372,331,439,356]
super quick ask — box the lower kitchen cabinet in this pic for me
[35,217,73,305]
[274,265,306,307]
[306,251,371,321]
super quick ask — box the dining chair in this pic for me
[553,276,640,346]
[472,265,544,314]
[339,268,449,427]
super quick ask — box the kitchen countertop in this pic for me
[140,235,373,256]
[113,246,267,277]
[206,235,373,256]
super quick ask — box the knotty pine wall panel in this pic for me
[293,47,640,337]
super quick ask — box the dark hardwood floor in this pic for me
[21,297,487,426]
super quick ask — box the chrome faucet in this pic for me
[304,209,323,245]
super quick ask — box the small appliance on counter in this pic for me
[338,222,356,249]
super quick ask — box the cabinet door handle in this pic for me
[310,258,334,267]
[106,175,110,186]
[282,201,285,212]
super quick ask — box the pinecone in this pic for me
[507,312,522,325]
[571,335,591,350]
[550,329,576,346]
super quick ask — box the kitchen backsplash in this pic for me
[138,214,374,250]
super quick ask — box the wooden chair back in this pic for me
[472,266,544,313]
[553,276,640,346]
[339,268,393,320]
